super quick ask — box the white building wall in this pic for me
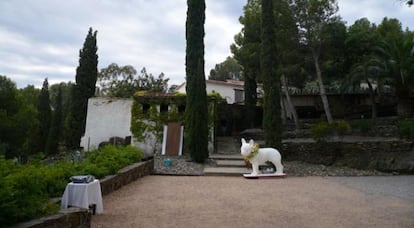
[80,97,173,158]
[177,82,242,104]
[81,98,133,151]
[81,96,216,157]
[176,85,186,94]
[206,83,237,104]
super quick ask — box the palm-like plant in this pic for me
[343,55,388,119]
[376,36,414,117]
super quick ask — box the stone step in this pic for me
[203,167,250,176]
[215,136,240,154]
[216,159,246,167]
[210,154,244,160]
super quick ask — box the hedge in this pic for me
[0,145,142,226]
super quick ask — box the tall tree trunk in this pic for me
[281,74,299,129]
[395,66,413,117]
[244,69,257,128]
[280,91,287,125]
[312,49,333,123]
[366,79,377,119]
[397,98,414,118]
[185,0,208,163]
[261,0,282,149]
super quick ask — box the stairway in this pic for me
[204,154,250,176]
[204,136,248,176]
[204,136,275,176]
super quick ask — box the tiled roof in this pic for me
[207,79,244,87]
[176,79,245,89]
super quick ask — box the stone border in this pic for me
[14,208,91,228]
[15,160,153,228]
[282,140,414,173]
[152,155,204,176]
[100,160,153,195]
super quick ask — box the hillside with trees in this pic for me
[229,0,414,123]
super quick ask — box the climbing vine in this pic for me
[130,91,224,154]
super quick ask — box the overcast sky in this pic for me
[1,0,413,88]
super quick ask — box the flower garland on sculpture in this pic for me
[244,143,260,161]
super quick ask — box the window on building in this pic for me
[142,103,150,114]
[178,105,185,113]
[160,104,169,113]
[234,89,244,103]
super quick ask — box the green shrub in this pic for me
[75,162,105,179]
[0,163,57,226]
[310,120,351,141]
[332,120,352,136]
[78,145,142,178]
[398,120,414,140]
[310,122,332,141]
[40,161,75,197]
[0,145,143,225]
[350,119,376,134]
[0,155,18,177]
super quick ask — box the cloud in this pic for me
[94,1,188,86]
[206,1,243,69]
[0,0,412,89]
[338,0,413,29]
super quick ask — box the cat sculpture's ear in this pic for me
[249,139,254,145]
[241,138,246,144]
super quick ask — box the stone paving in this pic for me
[92,137,413,227]
[153,136,395,176]
[91,175,414,228]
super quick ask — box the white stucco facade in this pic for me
[81,98,133,151]
[81,96,216,157]
[80,97,184,157]
[176,80,245,104]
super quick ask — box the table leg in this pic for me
[89,204,96,215]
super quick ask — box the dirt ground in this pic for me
[92,176,414,228]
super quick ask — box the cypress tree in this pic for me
[231,0,262,128]
[35,78,52,153]
[46,86,62,155]
[244,69,258,128]
[185,0,209,163]
[261,0,282,149]
[242,0,261,128]
[67,28,98,149]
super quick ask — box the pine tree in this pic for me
[261,0,282,149]
[185,0,209,163]
[66,28,98,149]
[35,78,52,153]
[231,0,261,128]
[46,86,62,155]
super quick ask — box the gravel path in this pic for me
[92,175,414,228]
[328,175,414,202]
[152,155,389,176]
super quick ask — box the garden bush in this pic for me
[310,120,351,141]
[0,160,59,225]
[310,122,331,141]
[78,145,142,178]
[349,119,376,134]
[398,119,414,140]
[0,145,142,226]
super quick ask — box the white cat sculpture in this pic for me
[240,138,285,177]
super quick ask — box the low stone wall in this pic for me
[16,160,153,228]
[282,140,414,173]
[100,160,153,195]
[14,208,91,228]
[283,124,399,139]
